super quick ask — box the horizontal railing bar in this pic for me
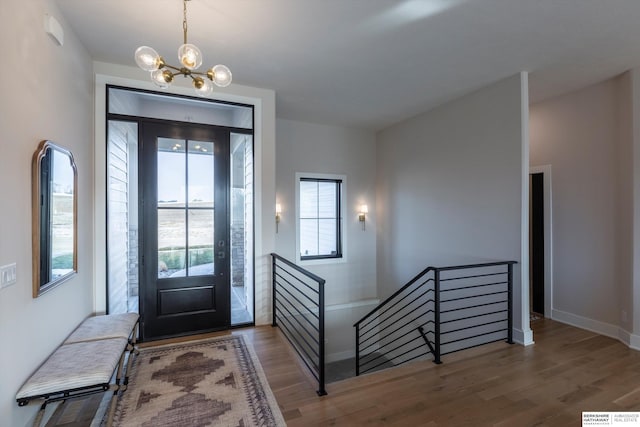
[276,313,320,360]
[441,290,507,304]
[441,328,508,346]
[276,322,320,381]
[271,252,326,285]
[361,321,428,354]
[439,281,507,293]
[360,288,435,337]
[439,271,506,283]
[440,309,507,325]
[359,303,434,345]
[355,268,436,327]
[359,282,433,333]
[435,261,517,272]
[361,331,428,365]
[441,300,505,314]
[360,309,434,352]
[275,287,318,319]
[441,336,509,356]
[360,311,434,351]
[274,298,319,336]
[275,285,319,320]
[441,319,507,335]
[275,266,319,295]
[359,286,433,337]
[362,342,431,372]
[276,319,319,370]
[275,272,319,306]
[276,311,320,359]
[276,313,319,359]
[274,292,319,333]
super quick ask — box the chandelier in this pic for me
[134,0,232,96]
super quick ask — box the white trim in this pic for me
[325,299,379,312]
[552,309,640,351]
[519,71,534,344]
[295,172,348,266]
[530,165,553,319]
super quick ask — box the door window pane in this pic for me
[157,138,186,207]
[188,141,214,208]
[188,209,214,276]
[158,208,186,278]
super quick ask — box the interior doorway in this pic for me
[529,165,552,320]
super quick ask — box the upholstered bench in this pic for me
[16,313,139,427]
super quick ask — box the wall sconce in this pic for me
[359,204,368,231]
[275,203,282,233]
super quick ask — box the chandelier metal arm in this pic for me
[183,0,189,45]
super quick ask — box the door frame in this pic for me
[530,165,553,318]
[96,76,270,324]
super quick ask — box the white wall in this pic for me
[530,76,631,333]
[0,1,94,425]
[275,119,378,358]
[376,73,530,344]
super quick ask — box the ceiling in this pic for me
[55,0,640,131]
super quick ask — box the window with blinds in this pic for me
[298,177,343,260]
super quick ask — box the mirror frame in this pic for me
[32,140,78,297]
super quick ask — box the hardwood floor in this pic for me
[48,319,640,426]
[251,319,640,426]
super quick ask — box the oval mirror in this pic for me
[32,140,77,297]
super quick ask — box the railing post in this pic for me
[507,263,514,344]
[317,280,327,396]
[271,254,277,327]
[355,323,360,376]
[434,269,442,364]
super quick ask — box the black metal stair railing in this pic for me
[354,261,516,376]
[271,253,327,396]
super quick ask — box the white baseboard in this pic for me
[552,309,640,351]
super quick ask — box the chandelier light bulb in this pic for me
[178,44,203,70]
[209,64,232,87]
[151,69,173,89]
[135,46,161,71]
[193,77,213,97]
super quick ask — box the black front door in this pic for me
[140,121,230,340]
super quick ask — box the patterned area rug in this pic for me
[110,335,286,427]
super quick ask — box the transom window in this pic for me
[299,177,343,260]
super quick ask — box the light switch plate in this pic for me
[0,263,17,288]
